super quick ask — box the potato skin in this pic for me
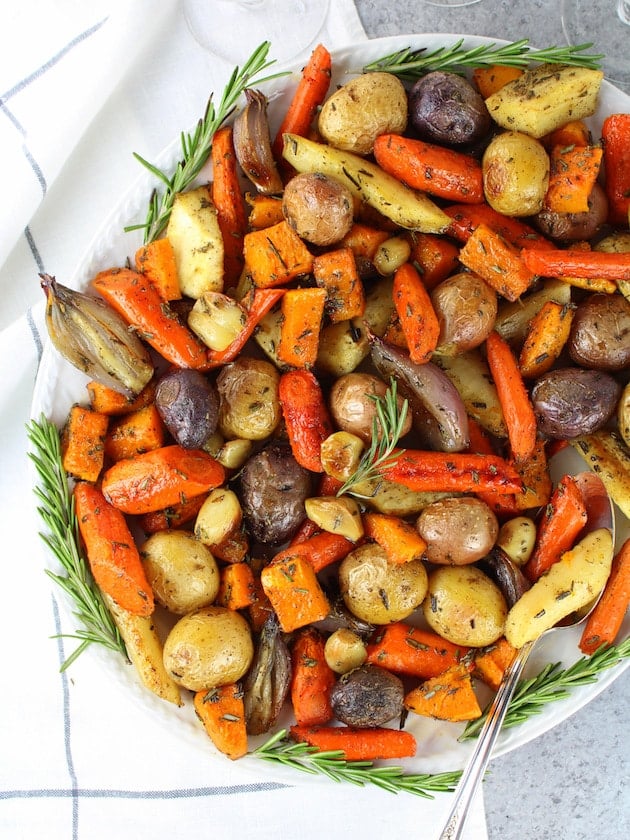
[163,606,254,691]
[431,272,497,356]
[339,543,428,624]
[330,664,404,727]
[216,357,281,440]
[282,172,354,247]
[423,566,507,647]
[535,183,608,243]
[329,372,412,443]
[318,72,408,155]
[416,496,499,566]
[568,293,630,372]
[155,369,219,449]
[409,71,491,146]
[482,131,549,216]
[141,530,219,615]
[531,367,621,439]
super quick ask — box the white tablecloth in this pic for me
[0,2,488,838]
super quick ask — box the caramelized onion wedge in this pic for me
[243,614,291,736]
[233,89,283,195]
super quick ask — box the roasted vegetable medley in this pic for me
[40,42,630,765]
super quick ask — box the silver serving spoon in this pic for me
[438,471,615,840]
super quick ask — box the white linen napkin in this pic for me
[0,3,488,838]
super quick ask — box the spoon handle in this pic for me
[438,640,535,840]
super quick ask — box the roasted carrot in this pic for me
[93,267,209,369]
[473,638,518,691]
[104,403,165,462]
[544,144,602,214]
[366,623,468,679]
[363,513,427,565]
[339,222,391,261]
[211,125,248,286]
[243,220,314,288]
[510,438,552,511]
[601,113,630,226]
[459,223,537,302]
[557,241,618,295]
[579,538,630,654]
[392,262,439,364]
[271,530,354,574]
[61,404,109,483]
[246,193,285,229]
[277,287,327,369]
[408,232,460,290]
[289,725,417,761]
[313,247,365,323]
[465,417,519,517]
[138,492,209,534]
[135,237,181,301]
[101,444,225,515]
[260,554,330,633]
[518,300,575,379]
[74,481,154,615]
[404,662,481,722]
[248,574,275,633]
[193,684,248,760]
[87,378,157,416]
[211,528,250,565]
[279,368,333,472]
[472,64,523,98]
[485,330,537,463]
[216,562,256,611]
[272,43,332,163]
[374,134,484,204]
[380,449,522,495]
[543,119,591,149]
[445,203,554,251]
[290,627,336,726]
[524,474,588,581]
[521,247,630,281]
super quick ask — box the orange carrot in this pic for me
[193,684,248,760]
[246,193,285,229]
[74,481,154,615]
[138,492,209,534]
[277,287,327,369]
[101,445,225,515]
[289,725,416,761]
[313,247,365,323]
[380,449,522,495]
[509,438,552,511]
[472,64,523,98]
[465,418,519,518]
[524,474,588,582]
[543,119,591,150]
[459,223,537,302]
[87,378,157,416]
[392,262,439,364]
[260,555,330,633]
[521,247,630,281]
[211,529,250,565]
[216,562,256,611]
[601,113,630,226]
[579,538,630,654]
[290,627,336,726]
[374,134,484,204]
[135,237,181,301]
[93,268,208,370]
[445,203,554,251]
[61,405,109,483]
[339,223,391,261]
[211,126,248,286]
[272,43,332,163]
[518,300,575,379]
[544,144,603,215]
[279,368,333,472]
[485,330,537,463]
[271,531,354,574]
[243,220,314,288]
[366,623,469,679]
[363,513,427,565]
[104,403,165,462]
[404,662,481,722]
[557,241,618,295]
[408,233,460,290]
[473,638,518,691]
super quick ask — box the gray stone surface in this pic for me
[354,2,630,837]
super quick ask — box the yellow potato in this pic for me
[482,131,549,216]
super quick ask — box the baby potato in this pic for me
[496,516,537,566]
[423,566,507,647]
[416,496,499,565]
[482,131,549,216]
[282,172,354,247]
[339,543,428,625]
[163,606,254,691]
[216,356,281,441]
[324,628,367,674]
[431,272,497,356]
[141,530,219,615]
[329,372,412,443]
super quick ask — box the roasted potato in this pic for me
[155,368,219,449]
[216,356,281,440]
[568,293,630,371]
[330,664,404,727]
[329,372,412,443]
[409,71,491,146]
[534,183,609,243]
[324,628,367,674]
[166,186,224,298]
[531,367,621,439]
[416,496,499,566]
[482,131,550,216]
[282,172,354,246]
[431,272,497,356]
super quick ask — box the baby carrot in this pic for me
[380,450,522,495]
[521,248,630,281]
[579,538,630,654]
[366,623,468,679]
[211,125,248,286]
[392,261,439,364]
[289,725,417,761]
[194,684,248,760]
[279,368,333,473]
[290,627,336,726]
[601,113,630,226]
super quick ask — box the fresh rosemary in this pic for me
[125,41,287,244]
[253,729,462,797]
[26,414,126,670]
[363,39,604,81]
[461,638,630,740]
[336,379,409,498]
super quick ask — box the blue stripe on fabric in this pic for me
[0,782,288,800]
[24,226,45,273]
[26,303,44,364]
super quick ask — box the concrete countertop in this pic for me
[354,2,630,837]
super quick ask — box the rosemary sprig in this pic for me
[253,729,461,797]
[363,39,604,81]
[336,379,409,498]
[461,638,630,740]
[125,41,287,244]
[26,414,126,670]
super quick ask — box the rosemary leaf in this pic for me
[125,41,288,244]
[363,39,604,81]
[26,414,126,669]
